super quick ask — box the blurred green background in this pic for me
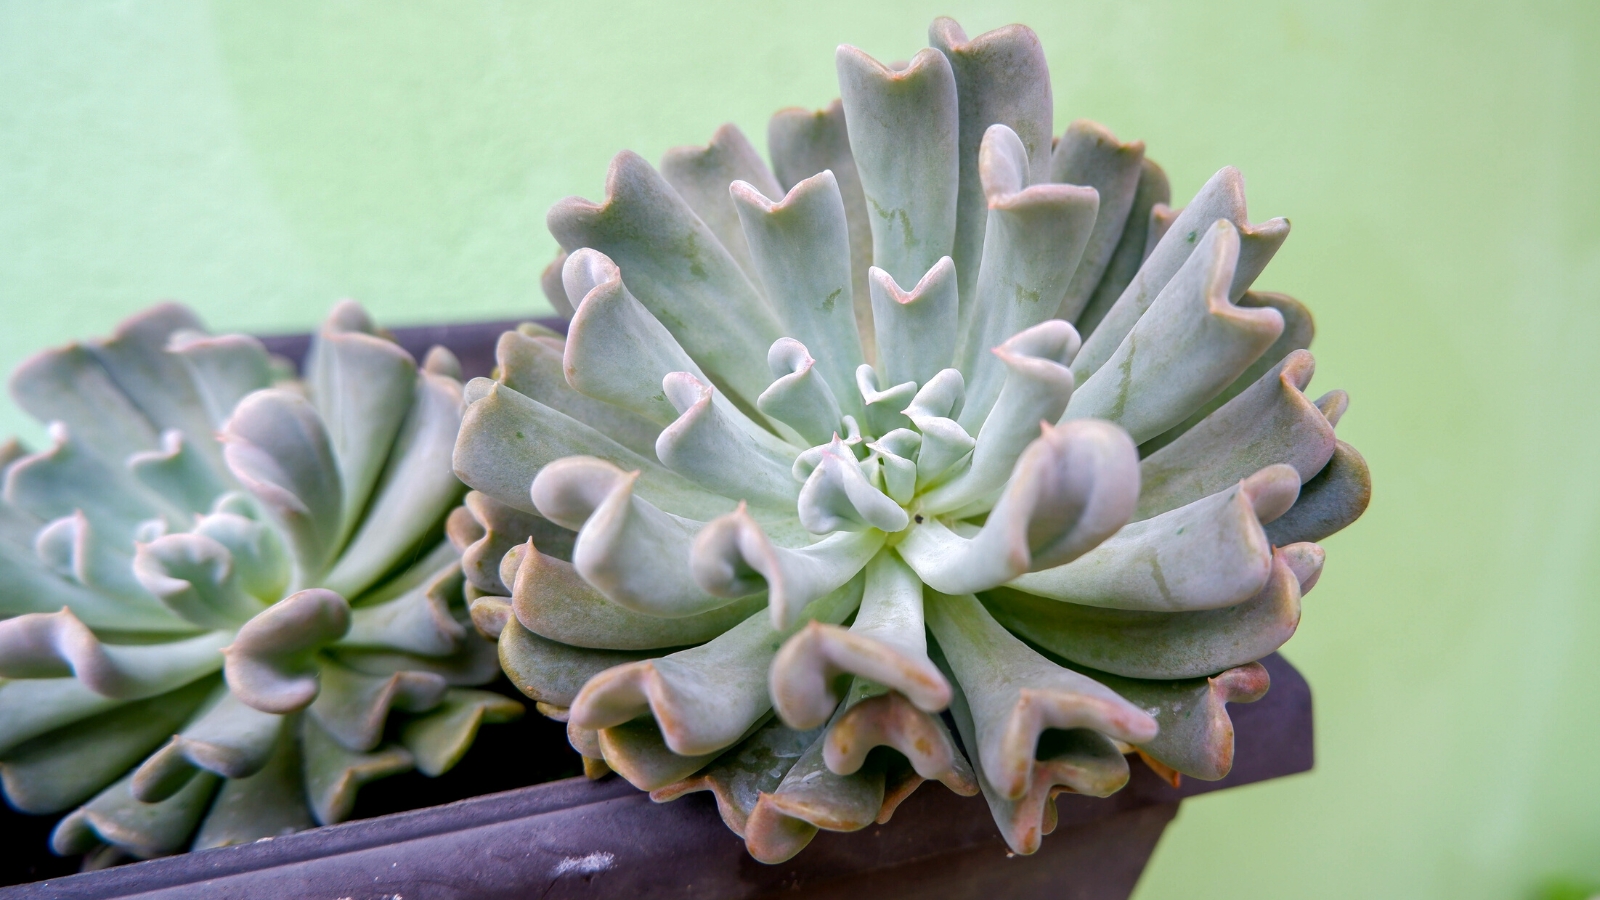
[1,1,1596,896]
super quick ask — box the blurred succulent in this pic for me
[0,302,517,864]
[455,17,1370,862]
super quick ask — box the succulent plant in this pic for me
[455,17,1370,862]
[0,302,517,864]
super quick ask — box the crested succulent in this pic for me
[0,302,518,864]
[455,17,1370,862]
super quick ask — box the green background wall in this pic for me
[2,2,1596,895]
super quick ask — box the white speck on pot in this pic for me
[553,851,616,876]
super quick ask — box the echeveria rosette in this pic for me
[455,17,1370,862]
[0,302,518,864]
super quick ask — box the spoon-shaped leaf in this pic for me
[1136,349,1336,518]
[929,18,1054,301]
[767,99,875,352]
[656,372,801,508]
[507,540,763,650]
[984,544,1314,679]
[222,589,351,714]
[660,123,783,283]
[732,173,866,412]
[836,45,959,291]
[956,125,1098,423]
[769,551,947,725]
[1264,441,1372,546]
[870,257,960,390]
[651,717,820,837]
[1074,167,1289,378]
[1049,120,1147,322]
[548,151,782,407]
[1065,220,1286,444]
[569,577,861,757]
[0,608,228,700]
[899,419,1139,594]
[1008,464,1298,611]
[692,503,883,630]
[925,590,1156,800]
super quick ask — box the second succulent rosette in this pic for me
[456,17,1370,861]
[0,303,517,864]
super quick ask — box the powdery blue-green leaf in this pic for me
[836,45,959,290]
[900,420,1139,593]
[0,608,228,700]
[548,151,782,407]
[449,489,573,594]
[569,577,861,757]
[6,423,177,538]
[133,532,270,630]
[1074,167,1289,378]
[35,509,184,616]
[926,590,1155,800]
[1139,290,1316,455]
[300,715,413,826]
[399,688,524,777]
[943,659,1130,855]
[743,707,884,864]
[166,331,275,429]
[341,563,466,657]
[984,544,1313,679]
[560,248,717,428]
[128,430,231,516]
[305,304,418,551]
[308,663,447,752]
[660,123,784,284]
[955,125,1098,424]
[657,372,801,508]
[929,320,1078,513]
[1084,661,1270,781]
[1008,464,1298,612]
[732,174,866,413]
[1075,158,1172,336]
[1264,440,1371,546]
[507,540,763,650]
[597,714,771,791]
[494,326,660,458]
[0,526,184,631]
[323,367,465,599]
[1064,220,1286,444]
[221,389,343,581]
[869,257,959,390]
[0,678,213,814]
[1049,120,1148,322]
[691,503,883,630]
[0,677,127,755]
[821,680,976,795]
[767,99,876,352]
[532,458,737,618]
[222,589,351,714]
[650,717,820,837]
[52,769,220,859]
[131,691,283,805]
[1137,349,1336,519]
[8,344,162,464]
[80,304,216,452]
[929,18,1054,302]
[453,379,733,522]
[190,725,314,849]
[768,551,946,726]
[795,437,908,535]
[497,616,652,708]
[757,339,846,447]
